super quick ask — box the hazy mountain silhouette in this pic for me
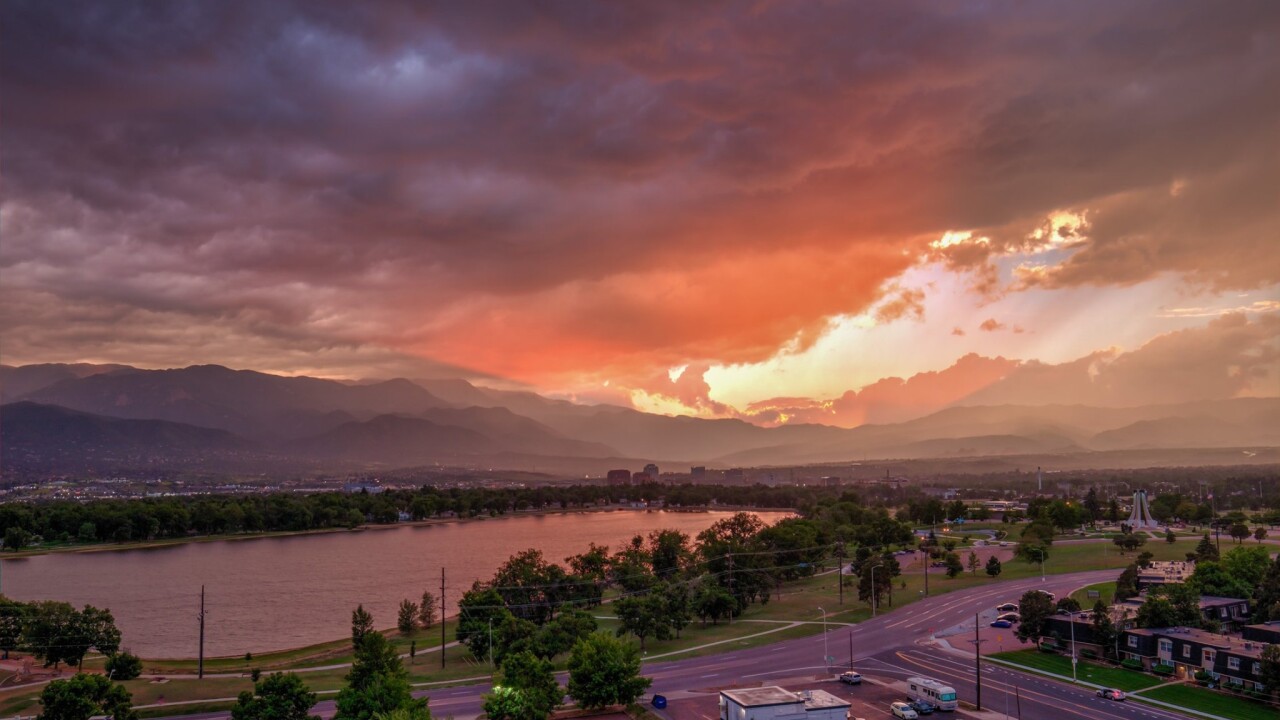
[3,363,1276,475]
[12,365,452,440]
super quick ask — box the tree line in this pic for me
[0,482,840,552]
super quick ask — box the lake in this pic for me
[0,509,792,658]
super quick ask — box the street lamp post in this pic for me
[817,607,829,672]
[870,565,878,618]
[488,618,494,667]
[1069,613,1078,683]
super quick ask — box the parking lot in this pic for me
[659,676,918,720]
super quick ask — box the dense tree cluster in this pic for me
[0,483,837,551]
[0,597,122,670]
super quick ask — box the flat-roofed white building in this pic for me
[719,687,850,720]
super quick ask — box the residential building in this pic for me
[1117,594,1250,631]
[642,463,659,481]
[1120,626,1270,691]
[606,469,632,486]
[1242,621,1280,645]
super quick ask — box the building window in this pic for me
[1204,650,1216,665]
[1157,639,1170,653]
[1181,644,1191,659]
[1226,656,1239,670]
[1253,662,1261,676]
[1130,636,1141,648]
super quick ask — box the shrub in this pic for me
[1080,649,1097,659]
[1151,663,1174,676]
[1121,658,1144,670]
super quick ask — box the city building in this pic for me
[642,463,659,481]
[607,469,632,486]
[1136,561,1196,591]
[691,466,706,480]
[723,468,745,485]
[719,687,850,720]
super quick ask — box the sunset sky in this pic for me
[3,1,1278,427]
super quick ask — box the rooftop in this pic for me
[1127,627,1270,658]
[721,687,804,708]
[719,687,850,711]
[800,690,850,711]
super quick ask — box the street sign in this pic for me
[1087,590,1100,599]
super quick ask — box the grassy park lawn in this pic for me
[989,650,1162,692]
[1070,582,1116,607]
[1137,684,1279,720]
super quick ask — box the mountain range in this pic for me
[2,362,1277,477]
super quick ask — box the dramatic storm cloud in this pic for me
[2,1,1277,421]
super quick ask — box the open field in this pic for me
[1070,582,1117,607]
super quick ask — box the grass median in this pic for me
[1136,684,1279,720]
[989,649,1162,692]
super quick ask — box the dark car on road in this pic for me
[908,699,936,714]
[996,603,1018,613]
[989,619,1013,628]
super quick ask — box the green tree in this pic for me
[1164,528,1176,544]
[1261,644,1280,699]
[457,586,515,661]
[1014,591,1054,645]
[966,551,980,575]
[24,602,120,670]
[1190,561,1250,598]
[482,651,561,720]
[1221,545,1272,593]
[418,592,437,629]
[1115,563,1140,601]
[4,526,31,551]
[1194,534,1219,562]
[1254,555,1280,623]
[1112,533,1146,554]
[530,610,596,661]
[692,584,735,626]
[105,652,142,681]
[566,633,651,710]
[1090,600,1118,659]
[1083,488,1102,526]
[397,600,418,636]
[1229,523,1250,544]
[77,523,97,544]
[647,529,691,578]
[334,632,427,720]
[0,596,27,659]
[1017,542,1050,568]
[1256,527,1269,544]
[1136,584,1202,629]
[1055,597,1081,613]
[351,605,374,649]
[37,673,136,720]
[984,556,1002,577]
[943,552,963,578]
[231,672,319,720]
[1106,499,1121,524]
[612,594,669,650]
[655,581,692,639]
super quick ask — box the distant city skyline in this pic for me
[2,1,1277,428]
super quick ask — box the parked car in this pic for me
[990,619,1013,628]
[996,603,1019,613]
[1096,688,1126,701]
[908,699,936,715]
[839,671,863,685]
[997,613,1020,623]
[890,701,919,719]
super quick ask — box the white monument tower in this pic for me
[1126,490,1159,529]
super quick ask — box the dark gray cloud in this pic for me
[2,0,1277,383]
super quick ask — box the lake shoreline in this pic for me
[1,504,796,559]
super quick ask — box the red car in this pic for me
[1096,688,1126,701]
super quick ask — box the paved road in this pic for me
[149,570,1202,720]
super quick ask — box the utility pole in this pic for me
[1070,612,1078,682]
[870,564,878,618]
[967,613,986,711]
[440,568,446,669]
[848,630,854,671]
[197,585,206,680]
[837,544,844,605]
[727,552,734,625]
[922,548,930,598]
[817,607,828,672]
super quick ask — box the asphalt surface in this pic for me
[150,570,1204,720]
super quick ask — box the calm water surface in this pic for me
[1,509,790,658]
